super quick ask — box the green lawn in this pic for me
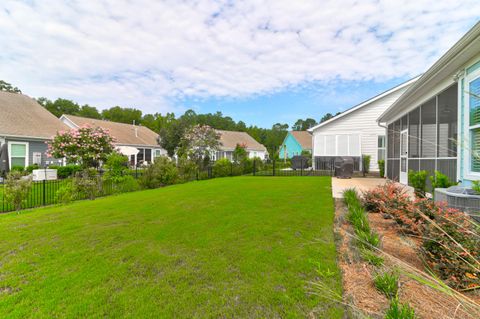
[0,176,342,318]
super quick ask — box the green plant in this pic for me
[408,170,428,198]
[212,158,231,177]
[103,152,129,183]
[56,181,75,204]
[385,297,417,319]
[73,169,100,200]
[378,159,385,178]
[356,229,380,249]
[177,156,198,182]
[472,180,480,194]
[50,164,82,179]
[10,165,25,173]
[4,171,32,211]
[362,154,371,175]
[373,272,399,299]
[430,171,456,192]
[25,163,40,173]
[360,248,384,266]
[139,157,178,189]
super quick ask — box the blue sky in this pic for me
[1,1,479,128]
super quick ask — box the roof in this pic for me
[308,76,420,132]
[289,131,312,149]
[216,130,267,152]
[378,21,480,123]
[61,114,160,147]
[0,91,68,139]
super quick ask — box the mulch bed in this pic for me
[334,199,480,319]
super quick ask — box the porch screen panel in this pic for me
[420,159,436,190]
[349,135,360,156]
[408,108,420,158]
[437,159,457,183]
[421,98,436,157]
[401,115,408,131]
[325,135,335,155]
[408,159,419,173]
[391,159,399,181]
[387,159,394,179]
[145,149,152,162]
[337,135,348,155]
[393,120,401,158]
[387,124,394,158]
[438,84,458,157]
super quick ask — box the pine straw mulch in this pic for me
[334,199,480,319]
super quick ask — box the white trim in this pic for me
[310,76,419,132]
[463,68,480,179]
[59,115,79,129]
[8,141,29,168]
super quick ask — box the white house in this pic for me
[378,21,480,187]
[213,130,268,161]
[60,114,167,166]
[308,77,418,172]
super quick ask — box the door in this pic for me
[399,130,408,184]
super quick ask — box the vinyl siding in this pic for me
[312,86,409,171]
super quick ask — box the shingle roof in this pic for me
[290,131,312,149]
[0,91,68,139]
[62,114,160,147]
[217,130,267,152]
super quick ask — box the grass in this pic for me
[374,271,399,299]
[0,176,342,318]
[385,297,417,319]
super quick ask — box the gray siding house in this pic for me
[0,91,68,173]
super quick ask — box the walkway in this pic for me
[331,177,387,198]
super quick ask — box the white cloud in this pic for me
[0,0,479,114]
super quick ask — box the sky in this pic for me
[1,1,479,128]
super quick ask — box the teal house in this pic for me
[279,131,312,159]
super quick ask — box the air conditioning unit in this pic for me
[435,186,480,222]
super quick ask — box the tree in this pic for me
[320,113,334,123]
[37,98,80,117]
[78,104,101,119]
[159,117,189,157]
[0,80,21,93]
[47,125,116,168]
[292,118,317,130]
[233,143,248,163]
[101,106,142,124]
[179,125,221,167]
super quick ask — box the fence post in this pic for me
[301,157,303,176]
[42,179,46,206]
[135,166,138,179]
[253,158,256,176]
[273,158,276,176]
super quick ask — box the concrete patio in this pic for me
[331,177,387,198]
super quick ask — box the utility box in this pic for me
[32,169,58,181]
[334,157,354,178]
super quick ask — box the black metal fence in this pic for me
[0,157,335,213]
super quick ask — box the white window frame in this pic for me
[8,141,29,168]
[32,152,42,165]
[464,67,480,179]
[377,135,386,161]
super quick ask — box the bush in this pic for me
[25,163,40,173]
[56,181,75,204]
[112,175,139,193]
[73,169,101,200]
[177,156,198,182]
[362,154,371,175]
[378,159,385,178]
[4,171,32,211]
[139,157,178,189]
[11,166,25,173]
[103,153,129,183]
[212,158,231,177]
[385,297,417,319]
[422,205,480,290]
[373,272,399,299]
[408,170,428,198]
[362,182,409,214]
[430,171,456,191]
[50,164,82,179]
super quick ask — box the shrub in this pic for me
[408,170,428,198]
[213,158,231,177]
[430,170,456,191]
[11,166,25,173]
[177,156,198,182]
[472,180,480,194]
[103,152,129,183]
[362,154,371,175]
[385,297,417,319]
[373,272,399,299]
[139,157,178,189]
[362,182,409,214]
[378,159,385,178]
[422,205,480,290]
[4,171,32,211]
[112,175,139,193]
[56,181,75,204]
[73,169,101,200]
[25,163,40,173]
[50,164,82,179]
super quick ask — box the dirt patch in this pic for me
[334,199,480,319]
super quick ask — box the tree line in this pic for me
[1,80,342,158]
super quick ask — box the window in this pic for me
[377,135,386,161]
[33,152,42,165]
[144,149,152,162]
[154,149,162,158]
[9,142,28,168]
[469,75,480,172]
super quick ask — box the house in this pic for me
[212,130,268,161]
[60,114,167,166]
[279,131,312,159]
[377,22,480,188]
[0,91,68,172]
[308,77,418,172]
